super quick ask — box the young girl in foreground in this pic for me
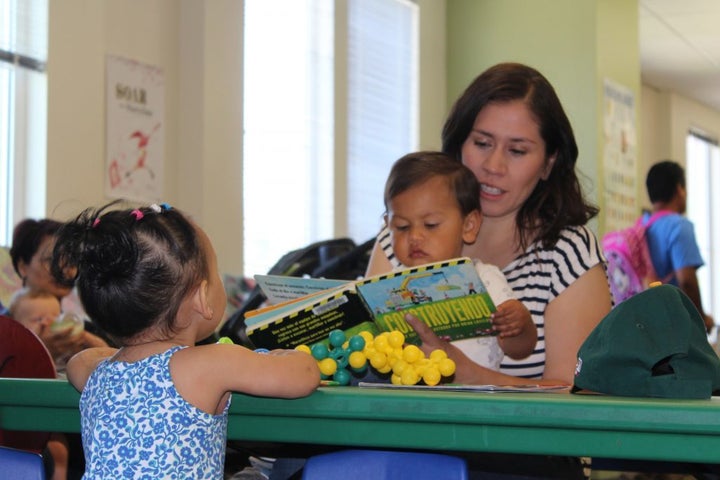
[55,203,320,480]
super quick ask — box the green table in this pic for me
[2,378,720,463]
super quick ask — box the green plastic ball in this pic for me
[329,329,346,348]
[311,343,329,360]
[348,335,366,352]
[334,368,351,385]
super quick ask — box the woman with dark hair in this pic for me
[367,62,612,387]
[10,218,109,363]
[11,219,68,298]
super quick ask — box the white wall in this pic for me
[47,1,181,217]
[640,83,720,209]
[46,0,247,272]
[44,0,445,275]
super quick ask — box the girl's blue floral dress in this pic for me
[79,346,230,479]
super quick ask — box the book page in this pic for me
[254,274,348,305]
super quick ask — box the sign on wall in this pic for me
[603,78,638,231]
[105,55,164,202]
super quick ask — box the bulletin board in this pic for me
[602,78,638,231]
[105,55,165,202]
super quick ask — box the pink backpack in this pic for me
[602,211,672,304]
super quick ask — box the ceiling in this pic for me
[640,0,720,111]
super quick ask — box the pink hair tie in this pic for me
[92,218,101,228]
[130,209,144,221]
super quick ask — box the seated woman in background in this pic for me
[367,62,612,388]
[10,218,110,361]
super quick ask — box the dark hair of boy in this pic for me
[646,160,685,204]
[384,151,480,217]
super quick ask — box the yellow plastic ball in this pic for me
[374,334,389,351]
[392,359,409,376]
[414,362,428,377]
[295,345,311,355]
[391,373,403,385]
[402,344,424,364]
[423,366,441,386]
[369,352,387,370]
[348,351,367,369]
[318,358,338,376]
[388,330,405,348]
[375,363,392,374]
[401,368,419,385]
[429,349,448,362]
[359,330,375,344]
[438,358,456,377]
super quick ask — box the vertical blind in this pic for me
[242,0,418,277]
[242,0,335,277]
[346,0,418,243]
[0,0,48,246]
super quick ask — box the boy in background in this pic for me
[644,160,714,333]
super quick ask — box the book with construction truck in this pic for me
[245,257,497,350]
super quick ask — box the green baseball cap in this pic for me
[573,284,720,399]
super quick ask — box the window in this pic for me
[243,0,418,277]
[0,0,48,246]
[242,0,334,278]
[686,131,720,335]
[346,0,418,241]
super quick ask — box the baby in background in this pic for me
[10,288,93,375]
[9,288,62,337]
[55,202,320,479]
[383,151,537,369]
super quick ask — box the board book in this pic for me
[245,257,497,350]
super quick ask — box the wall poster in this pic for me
[105,55,164,202]
[603,78,638,231]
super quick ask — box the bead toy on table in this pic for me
[297,329,456,386]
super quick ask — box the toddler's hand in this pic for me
[491,299,531,338]
[404,313,448,355]
[39,323,85,358]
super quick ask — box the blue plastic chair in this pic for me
[301,449,468,480]
[0,445,46,480]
